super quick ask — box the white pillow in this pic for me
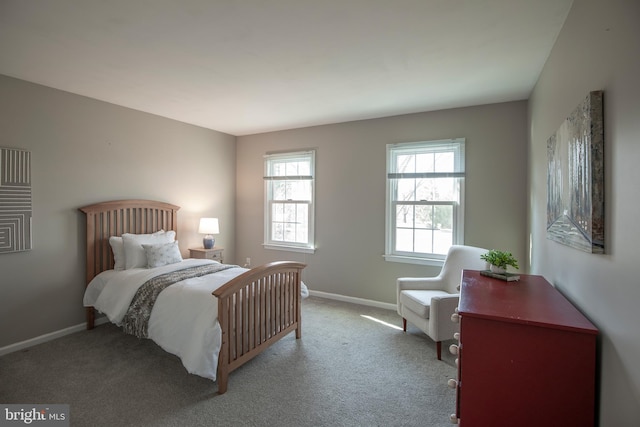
[122,230,176,269]
[109,230,167,270]
[142,241,183,268]
[109,236,126,271]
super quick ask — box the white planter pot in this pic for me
[490,265,506,274]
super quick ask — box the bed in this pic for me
[79,199,307,394]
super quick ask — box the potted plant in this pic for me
[480,249,519,274]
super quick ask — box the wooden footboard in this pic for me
[213,261,306,394]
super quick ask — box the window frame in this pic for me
[384,139,465,266]
[263,150,316,253]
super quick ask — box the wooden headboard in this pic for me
[79,199,180,285]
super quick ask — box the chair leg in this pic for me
[436,341,442,360]
[402,318,407,332]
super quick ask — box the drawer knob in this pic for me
[447,378,458,389]
[449,344,459,355]
[453,332,460,340]
[455,357,459,367]
[450,414,459,424]
[451,313,460,323]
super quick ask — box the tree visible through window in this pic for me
[264,151,315,252]
[385,139,465,264]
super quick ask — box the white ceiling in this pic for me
[0,0,573,136]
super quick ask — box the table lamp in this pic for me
[198,218,219,249]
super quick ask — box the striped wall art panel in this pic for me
[0,148,32,253]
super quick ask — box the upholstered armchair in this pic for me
[396,245,489,359]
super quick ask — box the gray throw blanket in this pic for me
[121,263,239,338]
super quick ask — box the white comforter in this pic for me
[83,259,308,381]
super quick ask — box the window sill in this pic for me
[264,244,316,254]
[383,254,444,267]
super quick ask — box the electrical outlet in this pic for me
[245,257,251,267]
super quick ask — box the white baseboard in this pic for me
[0,316,108,357]
[309,290,396,311]
[1,292,394,357]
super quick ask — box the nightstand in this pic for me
[189,247,224,263]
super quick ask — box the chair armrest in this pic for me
[429,294,460,342]
[397,277,447,291]
[431,293,459,311]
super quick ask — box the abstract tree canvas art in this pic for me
[0,147,32,253]
[547,91,604,254]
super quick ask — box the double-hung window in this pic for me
[264,150,315,253]
[385,139,465,265]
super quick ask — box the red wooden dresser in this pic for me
[450,270,598,426]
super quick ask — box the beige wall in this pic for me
[236,101,528,305]
[0,75,237,348]
[528,0,640,424]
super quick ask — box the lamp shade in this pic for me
[198,218,219,235]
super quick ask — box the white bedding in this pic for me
[83,259,309,381]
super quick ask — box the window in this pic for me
[264,150,315,253]
[385,139,465,265]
